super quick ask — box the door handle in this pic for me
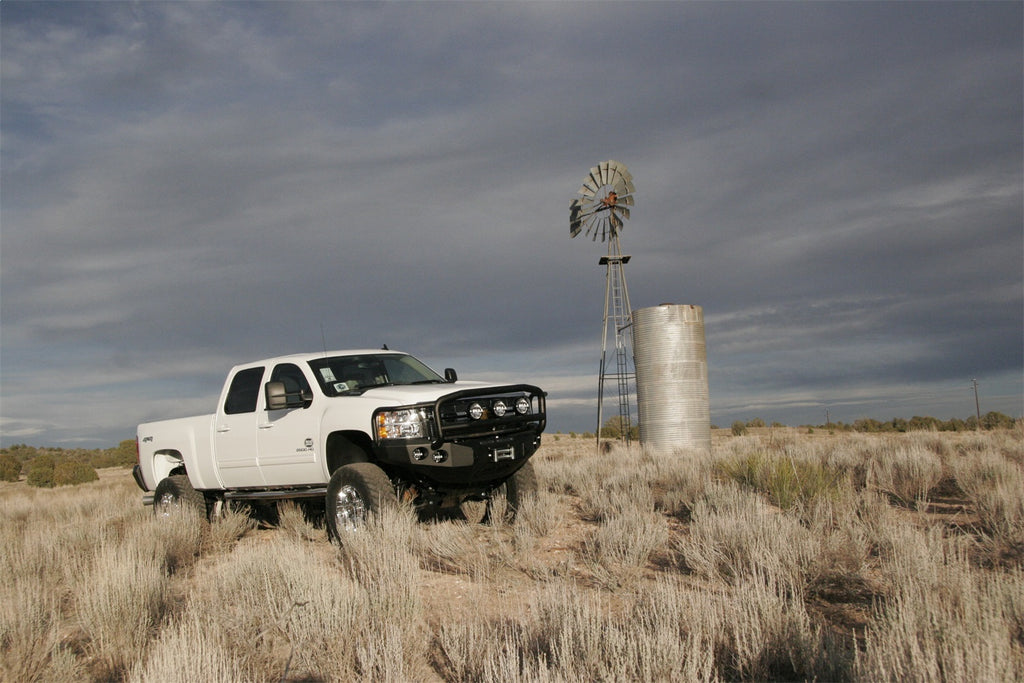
[258,423,274,430]
[216,425,231,433]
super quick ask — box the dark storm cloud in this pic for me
[1,1,1020,445]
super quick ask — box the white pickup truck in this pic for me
[134,349,546,536]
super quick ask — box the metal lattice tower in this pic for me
[568,161,637,451]
[598,237,635,450]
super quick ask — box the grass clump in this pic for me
[715,449,844,509]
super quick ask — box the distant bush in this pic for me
[0,454,21,481]
[731,421,747,437]
[88,439,137,469]
[26,456,56,488]
[54,461,99,487]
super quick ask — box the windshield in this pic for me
[308,353,445,396]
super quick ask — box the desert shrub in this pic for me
[952,450,1024,547]
[716,450,844,510]
[75,542,170,679]
[677,482,817,585]
[0,454,21,481]
[731,421,748,436]
[859,525,1024,681]
[867,441,943,508]
[25,457,55,488]
[53,461,98,487]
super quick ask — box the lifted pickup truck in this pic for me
[134,349,545,537]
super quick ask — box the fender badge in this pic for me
[304,438,314,448]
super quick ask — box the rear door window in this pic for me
[223,367,265,414]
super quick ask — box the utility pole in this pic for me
[972,379,981,430]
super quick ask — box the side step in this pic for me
[224,487,328,502]
[142,487,328,507]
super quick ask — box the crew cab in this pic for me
[134,349,545,536]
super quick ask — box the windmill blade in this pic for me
[569,160,635,243]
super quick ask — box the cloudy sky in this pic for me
[2,1,1021,447]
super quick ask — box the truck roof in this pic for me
[232,349,412,370]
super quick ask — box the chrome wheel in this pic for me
[333,484,367,532]
[155,491,179,517]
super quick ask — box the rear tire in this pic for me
[326,462,397,540]
[153,475,207,518]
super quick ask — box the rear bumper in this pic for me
[132,464,149,492]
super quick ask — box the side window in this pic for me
[223,367,265,415]
[270,363,313,403]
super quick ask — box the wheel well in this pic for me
[326,431,373,475]
[153,450,186,481]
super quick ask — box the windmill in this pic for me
[569,161,637,450]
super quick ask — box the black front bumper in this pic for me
[376,430,542,489]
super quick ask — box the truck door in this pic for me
[257,363,322,485]
[215,366,266,487]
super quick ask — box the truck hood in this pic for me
[354,380,500,405]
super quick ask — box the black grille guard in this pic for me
[432,384,546,443]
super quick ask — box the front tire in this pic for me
[153,475,206,518]
[487,460,538,524]
[326,462,397,539]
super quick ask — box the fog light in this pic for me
[515,397,531,415]
[432,450,448,463]
[468,402,484,420]
[492,400,507,417]
[412,447,428,461]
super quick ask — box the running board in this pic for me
[223,487,328,502]
[142,486,328,507]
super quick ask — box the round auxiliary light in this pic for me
[432,450,448,463]
[492,400,508,417]
[515,397,531,415]
[412,447,428,461]
[468,402,484,420]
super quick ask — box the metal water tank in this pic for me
[633,304,710,452]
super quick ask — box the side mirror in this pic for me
[265,382,310,410]
[444,368,458,383]
[265,381,290,410]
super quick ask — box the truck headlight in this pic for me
[375,408,430,439]
[492,400,508,417]
[468,402,484,420]
[515,396,531,415]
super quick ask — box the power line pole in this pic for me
[972,379,981,430]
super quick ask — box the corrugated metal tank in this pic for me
[633,304,711,452]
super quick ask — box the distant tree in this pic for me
[600,416,639,440]
[26,455,56,488]
[981,411,1015,430]
[731,421,748,436]
[746,418,766,428]
[0,454,21,482]
[54,461,99,486]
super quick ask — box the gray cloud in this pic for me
[2,1,1020,445]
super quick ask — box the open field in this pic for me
[2,428,1022,682]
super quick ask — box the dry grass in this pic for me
[1,429,1021,681]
